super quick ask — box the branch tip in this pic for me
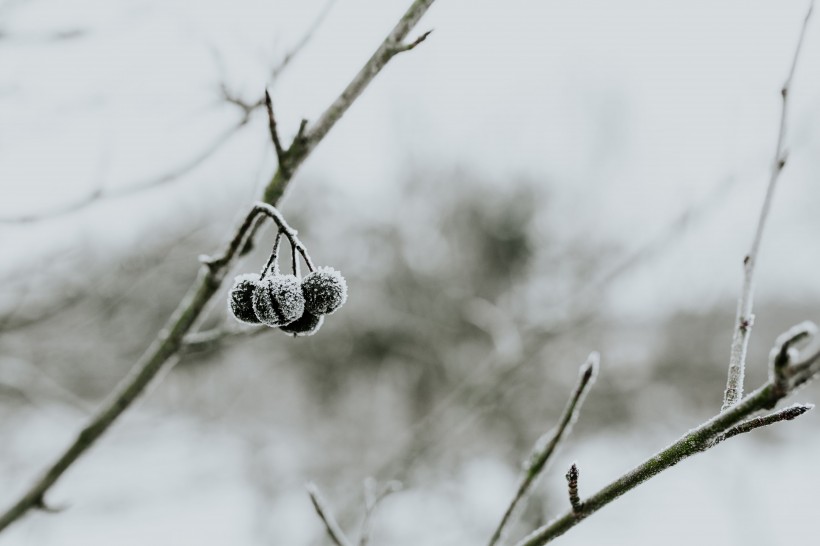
[306,482,353,546]
[565,463,582,514]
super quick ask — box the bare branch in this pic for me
[359,478,401,546]
[712,403,813,446]
[770,321,818,394]
[487,353,598,546]
[722,0,814,410]
[0,122,245,224]
[270,0,339,82]
[269,0,437,205]
[0,0,435,532]
[306,483,354,546]
[220,0,339,114]
[390,29,433,53]
[180,323,266,353]
[265,90,288,175]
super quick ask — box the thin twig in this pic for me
[265,90,289,175]
[487,353,599,546]
[0,0,435,532]
[712,403,813,446]
[306,483,354,546]
[770,321,817,394]
[270,0,339,82]
[180,323,266,353]
[722,0,814,410]
[219,0,339,114]
[359,478,401,546]
[0,122,245,224]
[264,0,435,205]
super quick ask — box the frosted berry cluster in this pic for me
[228,238,347,337]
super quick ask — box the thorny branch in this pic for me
[0,0,436,532]
[722,0,814,410]
[487,353,598,546]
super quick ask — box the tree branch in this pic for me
[307,482,354,546]
[513,339,820,546]
[0,0,436,533]
[265,90,289,176]
[722,0,814,410]
[263,0,435,205]
[219,0,339,115]
[487,353,598,546]
[358,478,401,546]
[712,403,813,446]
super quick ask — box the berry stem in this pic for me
[260,230,284,277]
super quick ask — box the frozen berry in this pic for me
[228,274,262,324]
[301,266,347,315]
[280,311,324,336]
[252,274,305,327]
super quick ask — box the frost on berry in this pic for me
[280,311,324,336]
[301,266,348,315]
[229,273,262,324]
[252,274,305,327]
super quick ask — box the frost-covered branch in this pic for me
[513,330,820,546]
[712,403,813,446]
[487,353,598,546]
[0,0,436,533]
[198,201,314,273]
[722,0,814,410]
[307,483,354,546]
